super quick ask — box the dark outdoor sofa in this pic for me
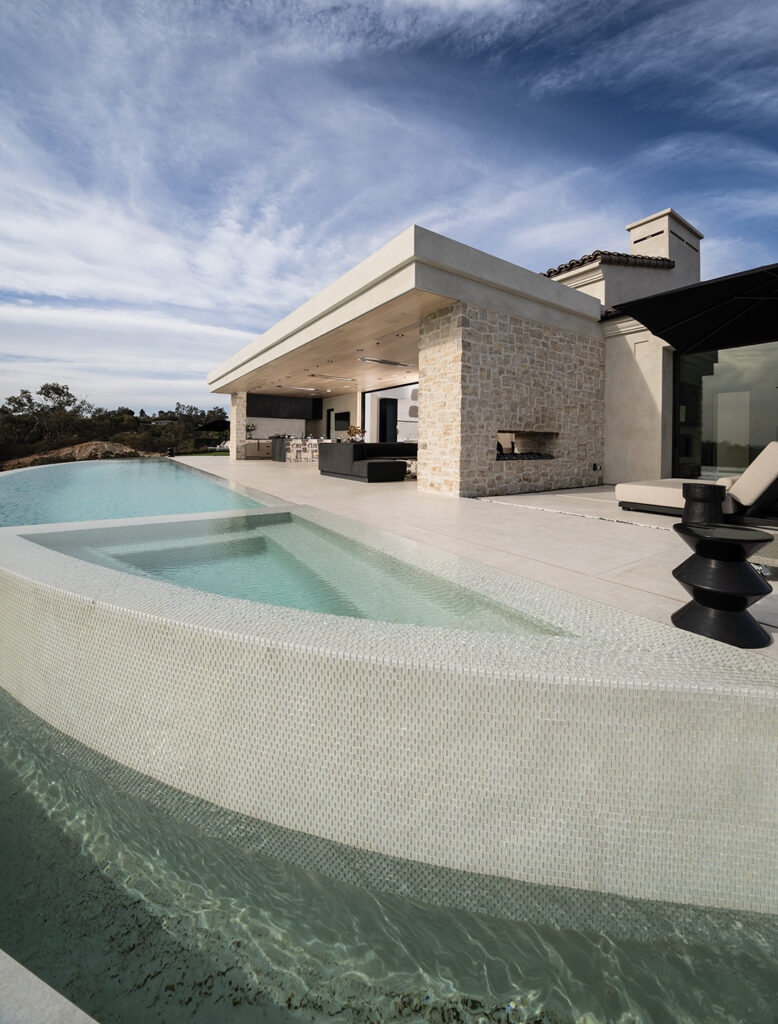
[318,442,417,482]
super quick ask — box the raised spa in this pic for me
[28,511,561,634]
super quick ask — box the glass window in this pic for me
[675,341,778,478]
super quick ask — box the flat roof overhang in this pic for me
[207,225,603,399]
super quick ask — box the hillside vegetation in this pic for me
[0,383,227,469]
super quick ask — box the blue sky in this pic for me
[1,0,776,412]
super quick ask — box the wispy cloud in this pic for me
[0,305,254,410]
[530,0,778,123]
[0,0,776,408]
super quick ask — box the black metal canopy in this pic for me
[612,262,778,354]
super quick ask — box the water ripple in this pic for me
[1,696,777,1024]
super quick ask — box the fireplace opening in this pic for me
[496,430,558,461]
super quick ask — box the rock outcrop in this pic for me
[1,441,157,471]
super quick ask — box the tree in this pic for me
[0,384,228,462]
[37,382,80,409]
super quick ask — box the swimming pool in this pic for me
[29,512,561,634]
[1,462,777,1023]
[0,458,264,525]
[3,689,777,1024]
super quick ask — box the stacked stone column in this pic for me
[229,392,247,460]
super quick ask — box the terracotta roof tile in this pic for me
[543,251,675,277]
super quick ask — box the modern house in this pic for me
[208,208,777,499]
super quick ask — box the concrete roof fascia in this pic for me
[415,262,601,336]
[208,224,602,392]
[208,226,423,391]
[412,226,601,321]
[209,263,423,393]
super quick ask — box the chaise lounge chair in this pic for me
[615,441,778,523]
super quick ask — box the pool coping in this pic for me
[0,949,98,1024]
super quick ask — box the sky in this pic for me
[1,0,777,413]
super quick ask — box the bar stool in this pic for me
[288,439,303,462]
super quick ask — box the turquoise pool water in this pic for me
[0,459,263,526]
[30,512,560,634]
[2,691,777,1024]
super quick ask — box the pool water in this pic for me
[0,459,263,526]
[30,512,561,634]
[2,691,777,1024]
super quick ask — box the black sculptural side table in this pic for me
[681,482,725,524]
[672,523,773,648]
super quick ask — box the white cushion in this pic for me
[727,442,778,508]
[615,478,736,514]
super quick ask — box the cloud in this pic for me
[529,0,778,123]
[0,0,775,411]
[0,305,255,411]
[629,133,778,176]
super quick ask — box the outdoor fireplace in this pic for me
[496,430,558,461]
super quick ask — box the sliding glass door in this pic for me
[675,341,778,478]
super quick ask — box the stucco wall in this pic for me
[603,321,673,483]
[418,302,605,497]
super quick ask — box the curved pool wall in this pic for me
[1,503,777,916]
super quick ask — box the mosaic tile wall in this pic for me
[1,508,777,915]
[418,301,605,497]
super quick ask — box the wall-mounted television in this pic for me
[334,412,351,429]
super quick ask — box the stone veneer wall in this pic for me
[417,304,464,494]
[229,392,247,459]
[418,302,605,497]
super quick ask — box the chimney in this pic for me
[627,208,703,288]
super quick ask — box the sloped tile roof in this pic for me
[543,251,675,277]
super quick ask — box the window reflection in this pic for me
[675,341,778,478]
